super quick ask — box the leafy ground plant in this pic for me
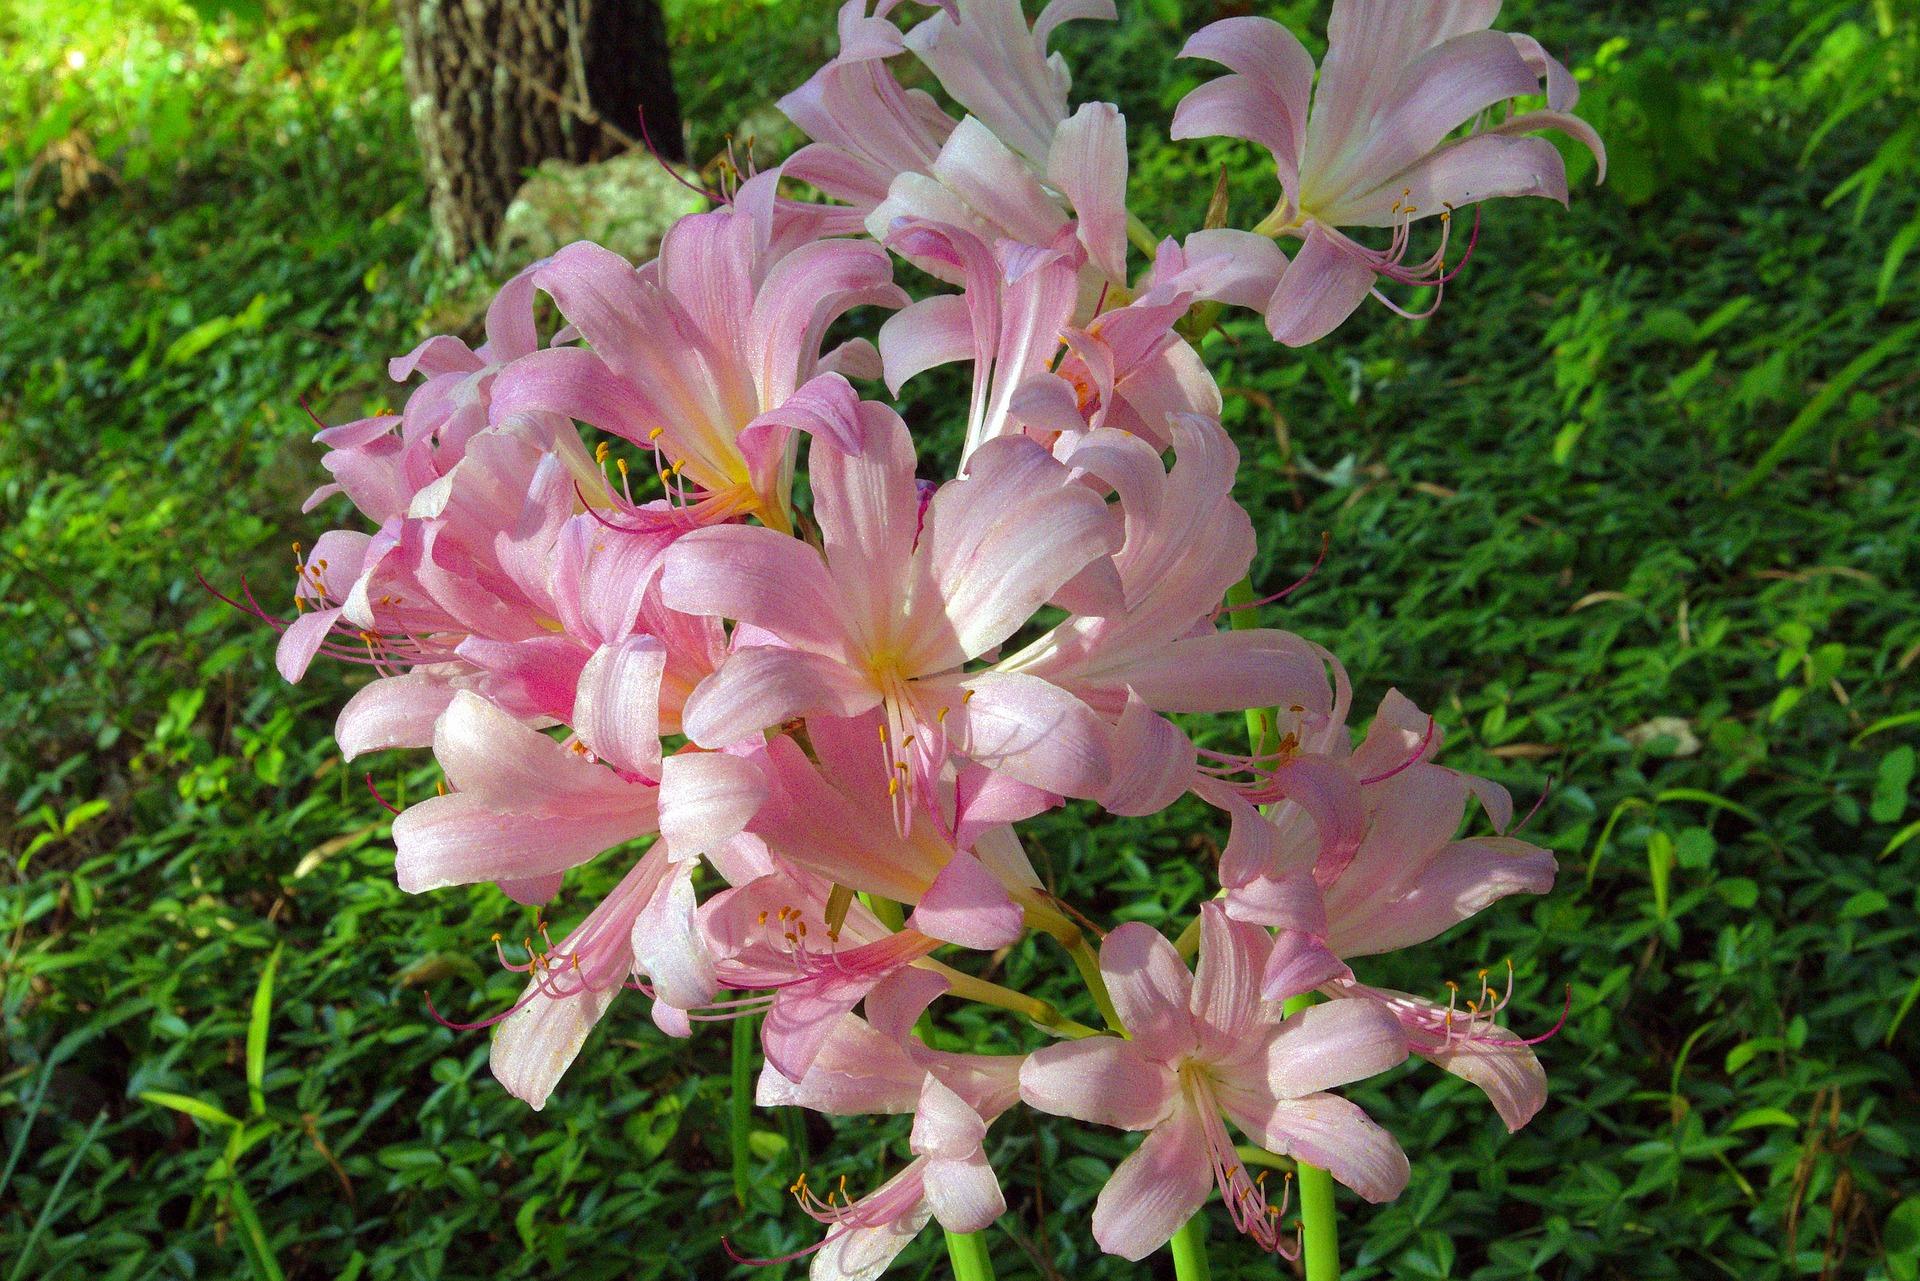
[3,1,1917,1279]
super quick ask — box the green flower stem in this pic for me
[1170,1213,1213,1281]
[945,1227,996,1280]
[920,960,1102,1039]
[1284,991,1339,1280]
[1126,212,1160,259]
[729,1012,755,1206]
[1065,934,1124,1033]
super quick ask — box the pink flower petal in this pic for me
[907,852,1023,950]
[1099,922,1197,1061]
[680,646,878,749]
[1047,103,1130,281]
[1089,1094,1214,1261]
[660,524,853,660]
[657,750,767,860]
[334,672,456,760]
[572,637,666,778]
[1264,223,1377,347]
[1019,1036,1176,1130]
[1258,1091,1410,1203]
[1262,998,1408,1099]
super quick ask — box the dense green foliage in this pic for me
[4,1,1917,1278]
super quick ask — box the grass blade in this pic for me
[220,1175,288,1281]
[139,1090,243,1129]
[247,944,282,1117]
[729,1012,755,1207]
[6,1108,107,1281]
[1729,319,1920,498]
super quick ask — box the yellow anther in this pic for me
[935,706,949,723]
[878,724,888,742]
[796,921,808,938]
[963,689,976,703]
[648,426,664,440]
[616,457,630,476]
[887,777,900,797]
[595,441,610,463]
[490,932,502,942]
[899,734,914,748]
[757,910,769,925]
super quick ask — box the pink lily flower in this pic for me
[749,968,1023,1278]
[660,402,1116,825]
[684,855,1022,1079]
[749,710,1059,920]
[784,0,1126,288]
[1172,3,1607,345]
[779,0,960,226]
[904,0,1115,170]
[1020,905,1409,1259]
[390,656,764,902]
[487,169,905,533]
[484,845,698,1109]
[1222,690,1558,1128]
[989,415,1357,841]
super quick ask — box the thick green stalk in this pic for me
[1065,935,1124,1033]
[729,1013,755,1206]
[1284,992,1338,1280]
[1170,1214,1213,1281]
[945,1228,997,1280]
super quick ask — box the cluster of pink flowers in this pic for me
[266,0,1600,1271]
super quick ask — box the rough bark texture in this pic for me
[394,0,684,261]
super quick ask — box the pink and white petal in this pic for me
[1098,921,1197,1061]
[1493,108,1606,182]
[658,750,768,860]
[1190,902,1273,1058]
[630,861,720,1012]
[1422,1023,1548,1132]
[1335,132,1571,228]
[335,672,458,760]
[764,971,894,1081]
[1260,930,1352,1003]
[907,852,1023,950]
[818,335,884,382]
[1262,999,1409,1099]
[1333,31,1541,202]
[1264,224,1378,347]
[498,873,563,906]
[910,1074,989,1160]
[878,294,976,395]
[572,637,667,777]
[484,346,662,444]
[944,671,1111,799]
[392,792,653,892]
[1089,1097,1215,1261]
[660,524,852,659]
[1047,103,1129,281]
[1119,627,1334,715]
[1259,1092,1410,1203]
[866,967,952,1044]
[275,607,340,683]
[1272,752,1366,878]
[426,691,596,803]
[1019,1037,1176,1130]
[489,978,621,1111]
[929,117,1071,249]
[755,1015,924,1115]
[1175,16,1314,178]
[680,647,879,749]
[809,1175,933,1281]
[1100,695,1195,819]
[1174,229,1291,312]
[1326,835,1556,958]
[924,1151,1005,1233]
[809,404,921,649]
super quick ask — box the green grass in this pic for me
[3,1,1917,1278]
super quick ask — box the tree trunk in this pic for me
[393,0,685,261]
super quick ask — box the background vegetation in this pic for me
[3,0,1917,1277]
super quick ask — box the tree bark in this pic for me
[393,0,684,261]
